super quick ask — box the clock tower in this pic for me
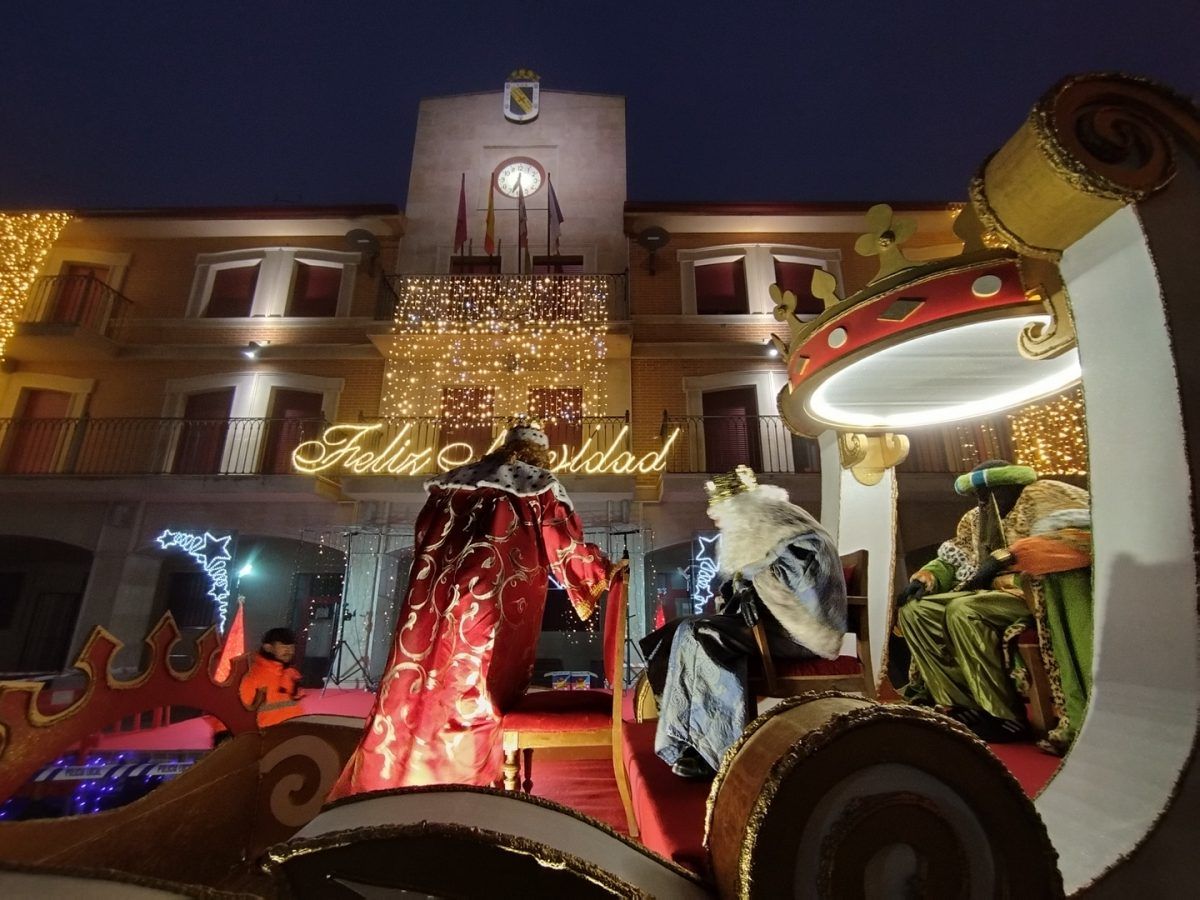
[398,80,627,275]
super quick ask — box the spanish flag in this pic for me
[484,181,496,255]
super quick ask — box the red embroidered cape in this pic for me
[329,482,609,796]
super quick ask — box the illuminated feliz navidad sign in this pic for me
[292,423,681,477]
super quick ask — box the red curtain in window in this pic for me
[440,387,495,453]
[206,265,259,317]
[772,260,825,315]
[529,387,583,451]
[702,386,762,473]
[3,389,72,474]
[289,262,341,317]
[261,389,325,474]
[695,259,748,314]
[172,389,234,474]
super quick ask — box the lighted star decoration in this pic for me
[691,533,721,614]
[156,529,235,632]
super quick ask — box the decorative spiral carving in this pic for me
[973,73,1200,259]
[260,735,345,828]
[706,695,1063,899]
[1037,74,1196,200]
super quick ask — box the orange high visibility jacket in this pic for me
[239,653,303,728]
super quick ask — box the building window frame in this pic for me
[682,370,795,472]
[162,371,343,474]
[0,373,95,421]
[678,244,843,318]
[39,247,132,293]
[187,248,359,319]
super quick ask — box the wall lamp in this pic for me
[243,340,268,359]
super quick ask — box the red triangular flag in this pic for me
[653,601,666,630]
[454,173,468,254]
[214,597,246,684]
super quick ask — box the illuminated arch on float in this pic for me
[776,73,1200,892]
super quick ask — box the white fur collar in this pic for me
[426,458,573,508]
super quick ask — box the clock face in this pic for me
[494,157,545,199]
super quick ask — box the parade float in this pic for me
[0,71,1196,898]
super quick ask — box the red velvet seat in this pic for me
[501,569,639,836]
[749,549,877,699]
[621,720,709,875]
[770,654,863,678]
[500,689,613,732]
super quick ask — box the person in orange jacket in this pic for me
[239,627,304,728]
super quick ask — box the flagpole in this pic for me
[546,173,552,257]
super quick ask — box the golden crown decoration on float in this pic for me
[771,202,1081,442]
[704,464,759,503]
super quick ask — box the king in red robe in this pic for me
[329,426,615,796]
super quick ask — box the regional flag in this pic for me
[454,173,468,254]
[484,181,496,255]
[547,174,564,254]
[517,182,530,272]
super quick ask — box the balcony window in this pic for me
[205,264,260,318]
[694,258,749,315]
[287,262,342,317]
[680,245,842,316]
[702,386,762,472]
[530,387,583,450]
[260,389,325,474]
[772,259,825,315]
[50,264,111,324]
[441,387,495,450]
[2,389,72,474]
[172,389,234,474]
[191,248,358,318]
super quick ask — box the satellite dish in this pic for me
[636,226,671,275]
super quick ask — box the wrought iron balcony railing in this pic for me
[23,275,135,339]
[661,414,1029,475]
[0,416,326,477]
[0,414,634,478]
[661,414,821,475]
[352,414,632,470]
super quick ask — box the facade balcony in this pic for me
[661,414,822,475]
[11,275,135,360]
[660,414,1021,475]
[0,413,636,482]
[0,416,325,478]
[375,273,629,324]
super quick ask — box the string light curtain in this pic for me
[1008,389,1088,475]
[0,212,72,361]
[383,275,610,425]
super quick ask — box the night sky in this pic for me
[4,1,1197,210]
